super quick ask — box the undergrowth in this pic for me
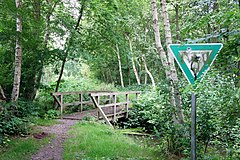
[64,122,166,160]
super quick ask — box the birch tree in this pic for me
[142,56,156,88]
[126,34,141,85]
[151,0,184,124]
[11,0,23,101]
[115,44,124,87]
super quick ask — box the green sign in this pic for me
[169,43,223,84]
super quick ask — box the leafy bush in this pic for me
[125,70,240,158]
[124,81,189,156]
[43,109,60,119]
[0,101,40,145]
[192,71,240,159]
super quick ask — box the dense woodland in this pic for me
[0,0,239,159]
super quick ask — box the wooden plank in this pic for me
[62,101,93,107]
[52,90,115,96]
[99,112,126,120]
[53,95,62,108]
[90,91,141,97]
[90,96,113,127]
[99,102,128,108]
[52,91,86,96]
[106,111,127,117]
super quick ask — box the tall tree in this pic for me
[126,34,141,85]
[115,44,124,87]
[11,0,23,101]
[151,0,184,123]
[55,0,85,93]
[142,55,156,88]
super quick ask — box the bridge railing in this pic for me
[51,91,114,116]
[89,91,141,127]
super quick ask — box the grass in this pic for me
[64,122,166,160]
[34,118,60,126]
[0,118,56,160]
[0,136,51,160]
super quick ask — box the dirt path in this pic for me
[31,119,77,160]
[31,109,98,160]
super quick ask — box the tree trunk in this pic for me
[151,0,170,78]
[161,0,184,124]
[127,54,131,86]
[55,1,85,93]
[144,72,148,85]
[53,1,85,108]
[115,44,124,87]
[151,0,184,124]
[0,85,6,100]
[142,56,156,88]
[126,35,141,85]
[24,0,41,100]
[31,0,59,100]
[175,4,180,42]
[11,0,23,102]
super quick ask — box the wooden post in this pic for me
[79,93,83,112]
[96,96,100,120]
[60,94,63,117]
[107,95,111,104]
[113,94,117,122]
[126,94,129,118]
[136,93,139,100]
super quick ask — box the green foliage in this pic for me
[0,101,42,145]
[124,81,189,155]
[125,70,240,158]
[43,109,60,120]
[192,71,240,159]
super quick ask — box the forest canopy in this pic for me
[0,0,239,159]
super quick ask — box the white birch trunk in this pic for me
[144,72,148,85]
[161,0,178,82]
[142,56,156,89]
[126,35,141,85]
[0,85,6,100]
[151,0,170,78]
[161,0,184,124]
[151,0,184,124]
[115,44,124,87]
[11,0,23,101]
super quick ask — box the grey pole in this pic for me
[191,92,196,160]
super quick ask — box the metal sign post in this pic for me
[191,92,196,160]
[190,70,198,160]
[168,43,223,160]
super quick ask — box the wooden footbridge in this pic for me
[52,91,140,127]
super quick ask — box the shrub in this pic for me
[0,101,39,145]
[43,109,60,119]
[125,70,240,158]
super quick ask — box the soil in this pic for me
[31,119,77,160]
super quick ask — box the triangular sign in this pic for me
[168,43,223,84]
